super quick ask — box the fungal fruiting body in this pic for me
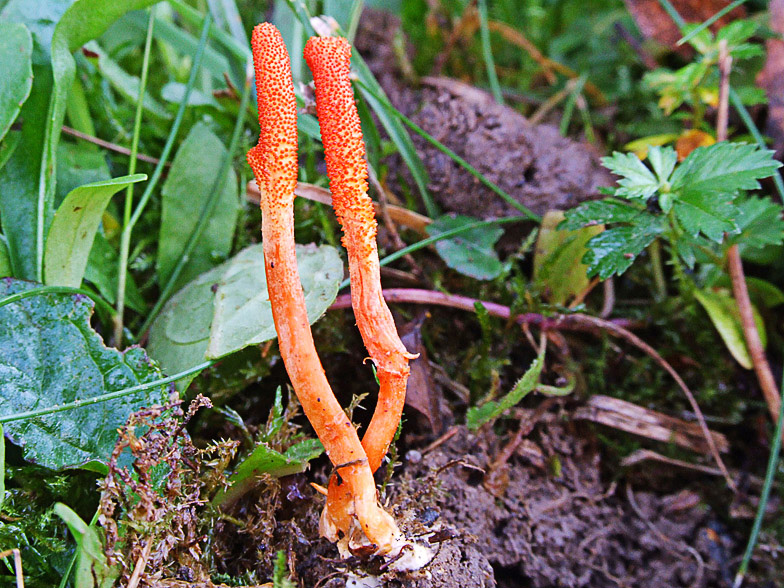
[246,23,400,554]
[304,37,416,498]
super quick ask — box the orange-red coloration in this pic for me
[304,36,416,477]
[246,23,399,553]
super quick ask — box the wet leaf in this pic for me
[583,215,664,279]
[601,151,660,199]
[54,503,116,588]
[673,190,739,243]
[148,243,342,389]
[44,174,146,287]
[0,21,33,143]
[695,288,766,370]
[560,199,645,229]
[0,278,168,469]
[535,211,603,305]
[427,214,503,280]
[157,122,239,293]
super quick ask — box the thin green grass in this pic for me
[478,0,504,104]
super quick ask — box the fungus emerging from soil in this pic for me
[246,23,401,554]
[303,35,418,539]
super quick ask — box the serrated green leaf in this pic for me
[601,151,660,199]
[467,344,546,429]
[733,197,784,249]
[535,211,602,305]
[647,146,677,183]
[44,174,146,287]
[583,215,664,278]
[427,214,504,280]
[0,279,168,469]
[157,122,239,293]
[148,244,342,390]
[54,503,117,588]
[560,199,645,230]
[716,20,756,47]
[695,288,766,370]
[671,143,782,197]
[0,21,33,143]
[673,190,739,243]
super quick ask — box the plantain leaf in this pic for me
[0,278,168,469]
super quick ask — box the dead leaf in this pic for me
[624,0,746,51]
[400,311,445,434]
[675,129,715,160]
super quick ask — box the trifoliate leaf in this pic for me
[582,215,665,279]
[673,190,740,243]
[600,151,660,199]
[560,199,645,230]
[671,143,782,197]
[0,278,169,470]
[647,146,677,183]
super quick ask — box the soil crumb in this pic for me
[355,9,613,219]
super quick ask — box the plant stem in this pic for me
[0,361,214,424]
[649,239,667,300]
[733,366,784,587]
[136,63,252,340]
[114,7,156,347]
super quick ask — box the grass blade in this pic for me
[676,0,748,46]
[477,0,503,104]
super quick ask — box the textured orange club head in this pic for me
[304,36,375,238]
[247,23,298,198]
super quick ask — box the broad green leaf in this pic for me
[673,190,739,243]
[0,21,32,142]
[427,214,504,280]
[0,279,168,469]
[535,211,602,305]
[713,275,784,309]
[467,343,546,429]
[0,0,75,65]
[0,130,20,173]
[647,146,677,184]
[671,143,782,197]
[560,199,644,230]
[54,503,116,588]
[0,65,52,280]
[207,243,342,358]
[601,151,659,199]
[583,215,664,279]
[84,234,146,313]
[733,197,784,249]
[84,41,171,119]
[214,437,324,506]
[44,174,147,288]
[695,288,766,370]
[148,243,342,389]
[157,122,239,293]
[0,235,11,278]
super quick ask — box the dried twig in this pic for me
[61,126,165,166]
[0,549,24,588]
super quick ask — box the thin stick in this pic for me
[126,540,152,588]
[0,549,24,588]
[61,127,164,166]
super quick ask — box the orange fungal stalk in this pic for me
[304,36,416,475]
[246,23,400,554]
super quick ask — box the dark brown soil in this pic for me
[355,9,613,220]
